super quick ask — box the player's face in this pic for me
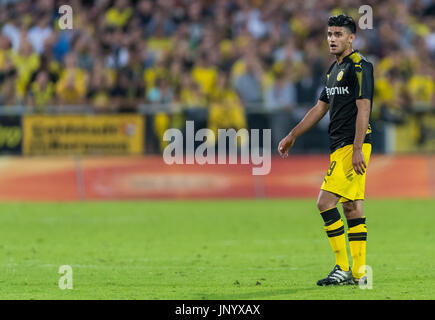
[327,26,354,55]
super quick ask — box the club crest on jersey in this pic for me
[337,70,344,81]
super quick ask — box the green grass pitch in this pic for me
[0,199,433,300]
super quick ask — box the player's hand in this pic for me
[278,134,296,158]
[352,148,367,175]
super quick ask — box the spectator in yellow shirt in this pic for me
[191,53,217,97]
[407,63,434,109]
[56,53,88,105]
[27,70,55,112]
[105,0,133,28]
[179,73,207,109]
[144,56,168,90]
[0,54,16,106]
[87,60,113,112]
[208,72,247,144]
[11,36,40,102]
[374,68,410,123]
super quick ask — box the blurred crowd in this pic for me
[0,0,434,126]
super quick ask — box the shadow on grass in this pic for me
[196,286,327,300]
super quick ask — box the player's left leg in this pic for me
[342,199,367,281]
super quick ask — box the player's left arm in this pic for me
[353,61,374,175]
[353,99,370,175]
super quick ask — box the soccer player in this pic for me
[278,14,374,286]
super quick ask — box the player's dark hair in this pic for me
[327,14,356,34]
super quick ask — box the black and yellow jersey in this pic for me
[319,50,374,153]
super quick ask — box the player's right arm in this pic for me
[278,99,329,158]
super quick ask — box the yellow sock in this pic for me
[320,208,349,272]
[347,217,367,279]
[325,219,349,271]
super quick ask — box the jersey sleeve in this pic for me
[354,61,374,100]
[318,86,329,104]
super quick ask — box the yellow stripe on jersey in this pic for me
[349,51,362,64]
[349,52,363,97]
[356,69,362,97]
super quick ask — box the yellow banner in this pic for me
[23,115,144,155]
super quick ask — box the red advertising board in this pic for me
[0,155,431,201]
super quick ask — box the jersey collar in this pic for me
[337,49,358,65]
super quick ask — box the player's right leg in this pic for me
[316,190,353,286]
